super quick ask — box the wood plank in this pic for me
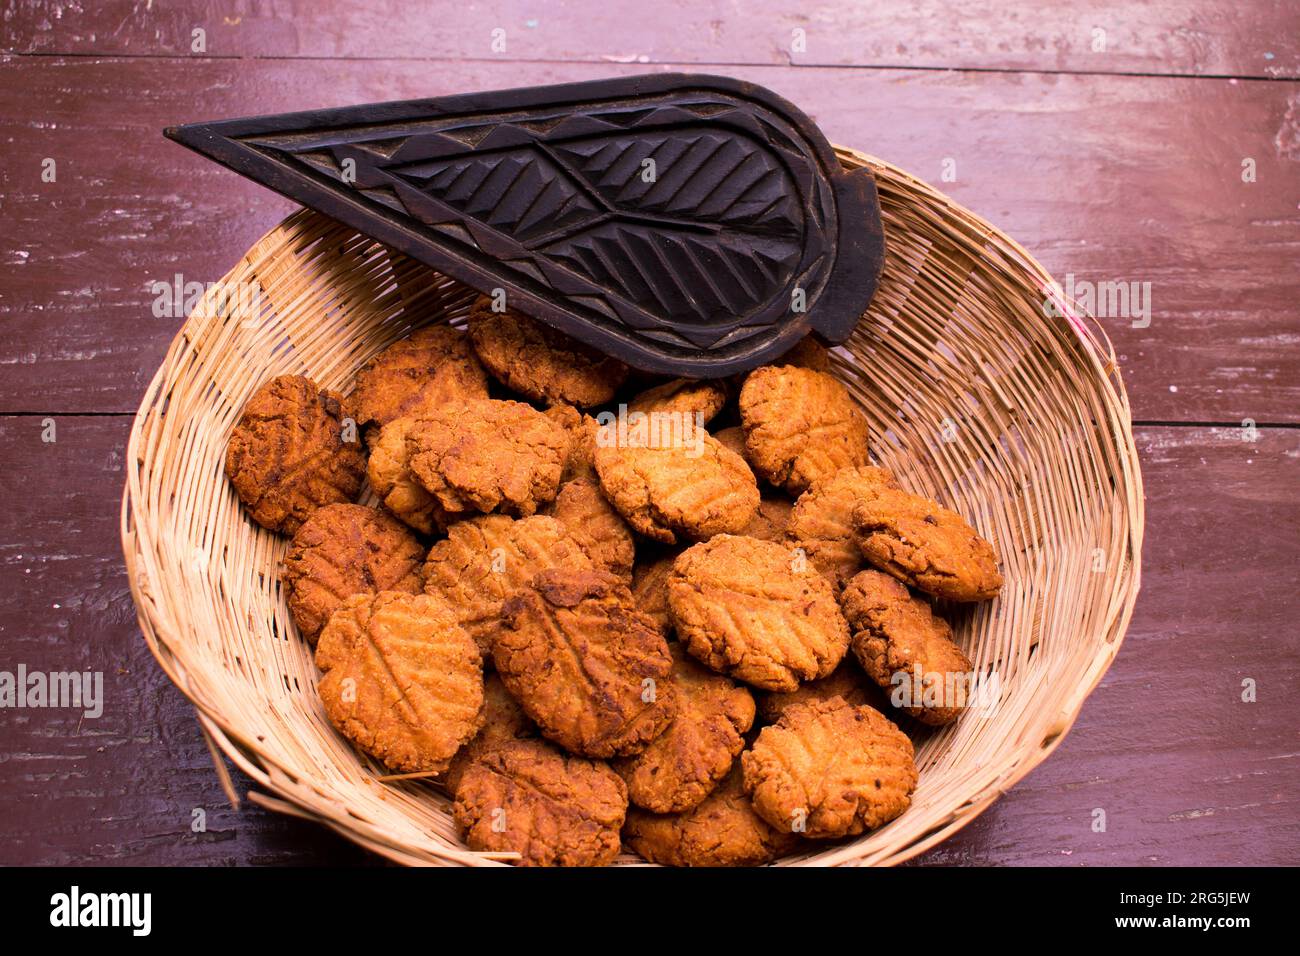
[3,0,1297,78]
[0,416,1295,864]
[1,57,1296,421]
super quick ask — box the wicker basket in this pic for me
[121,147,1143,866]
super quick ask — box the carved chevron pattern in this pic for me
[181,75,881,371]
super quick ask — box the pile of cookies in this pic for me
[224,293,1003,867]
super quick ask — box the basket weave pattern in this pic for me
[122,148,1143,866]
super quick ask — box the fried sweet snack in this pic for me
[712,426,751,464]
[422,515,594,655]
[787,465,900,590]
[712,431,802,542]
[739,366,870,495]
[408,399,569,517]
[548,477,635,580]
[348,324,488,429]
[283,504,425,644]
[544,403,599,481]
[366,415,451,534]
[668,535,849,692]
[744,496,793,543]
[495,568,677,758]
[623,768,801,867]
[594,421,759,544]
[840,570,973,726]
[756,659,887,725]
[315,590,484,774]
[453,738,627,867]
[613,647,756,813]
[630,550,679,637]
[628,377,730,426]
[467,295,627,407]
[774,336,832,373]
[742,697,917,839]
[225,374,366,534]
[851,487,1003,602]
[443,673,539,794]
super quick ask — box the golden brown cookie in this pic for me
[715,424,794,543]
[628,377,730,426]
[408,399,569,517]
[742,698,917,839]
[366,415,451,534]
[630,550,680,637]
[743,496,794,543]
[623,769,802,867]
[453,738,627,867]
[282,503,425,644]
[422,514,594,655]
[224,374,366,534]
[851,487,1003,602]
[443,672,539,794]
[840,570,973,726]
[787,465,900,590]
[348,324,488,429]
[668,535,849,692]
[739,366,870,495]
[756,660,887,725]
[773,336,832,373]
[315,590,484,774]
[544,403,599,481]
[594,419,759,544]
[613,647,756,813]
[712,425,751,464]
[495,568,677,758]
[467,295,627,407]
[548,477,635,580]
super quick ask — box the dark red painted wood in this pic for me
[0,417,1295,865]
[1,58,1297,420]
[4,0,1297,78]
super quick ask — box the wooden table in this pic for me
[2,1,1296,866]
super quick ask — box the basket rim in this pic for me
[119,146,1144,867]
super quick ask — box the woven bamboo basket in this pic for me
[121,146,1143,866]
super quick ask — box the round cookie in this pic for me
[366,415,452,534]
[840,570,974,726]
[494,568,677,758]
[850,486,1003,602]
[756,659,888,725]
[453,738,628,867]
[548,476,635,580]
[630,550,680,637]
[668,535,850,692]
[422,514,594,655]
[742,697,917,839]
[623,769,802,867]
[282,503,425,644]
[628,377,730,426]
[348,324,488,429]
[467,295,627,407]
[787,465,900,590]
[315,590,484,774]
[544,403,600,482]
[743,495,794,543]
[443,672,539,794]
[224,374,366,534]
[594,420,759,544]
[613,646,756,813]
[408,398,569,517]
[711,425,751,464]
[739,366,870,495]
[711,427,804,543]
[773,336,832,373]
